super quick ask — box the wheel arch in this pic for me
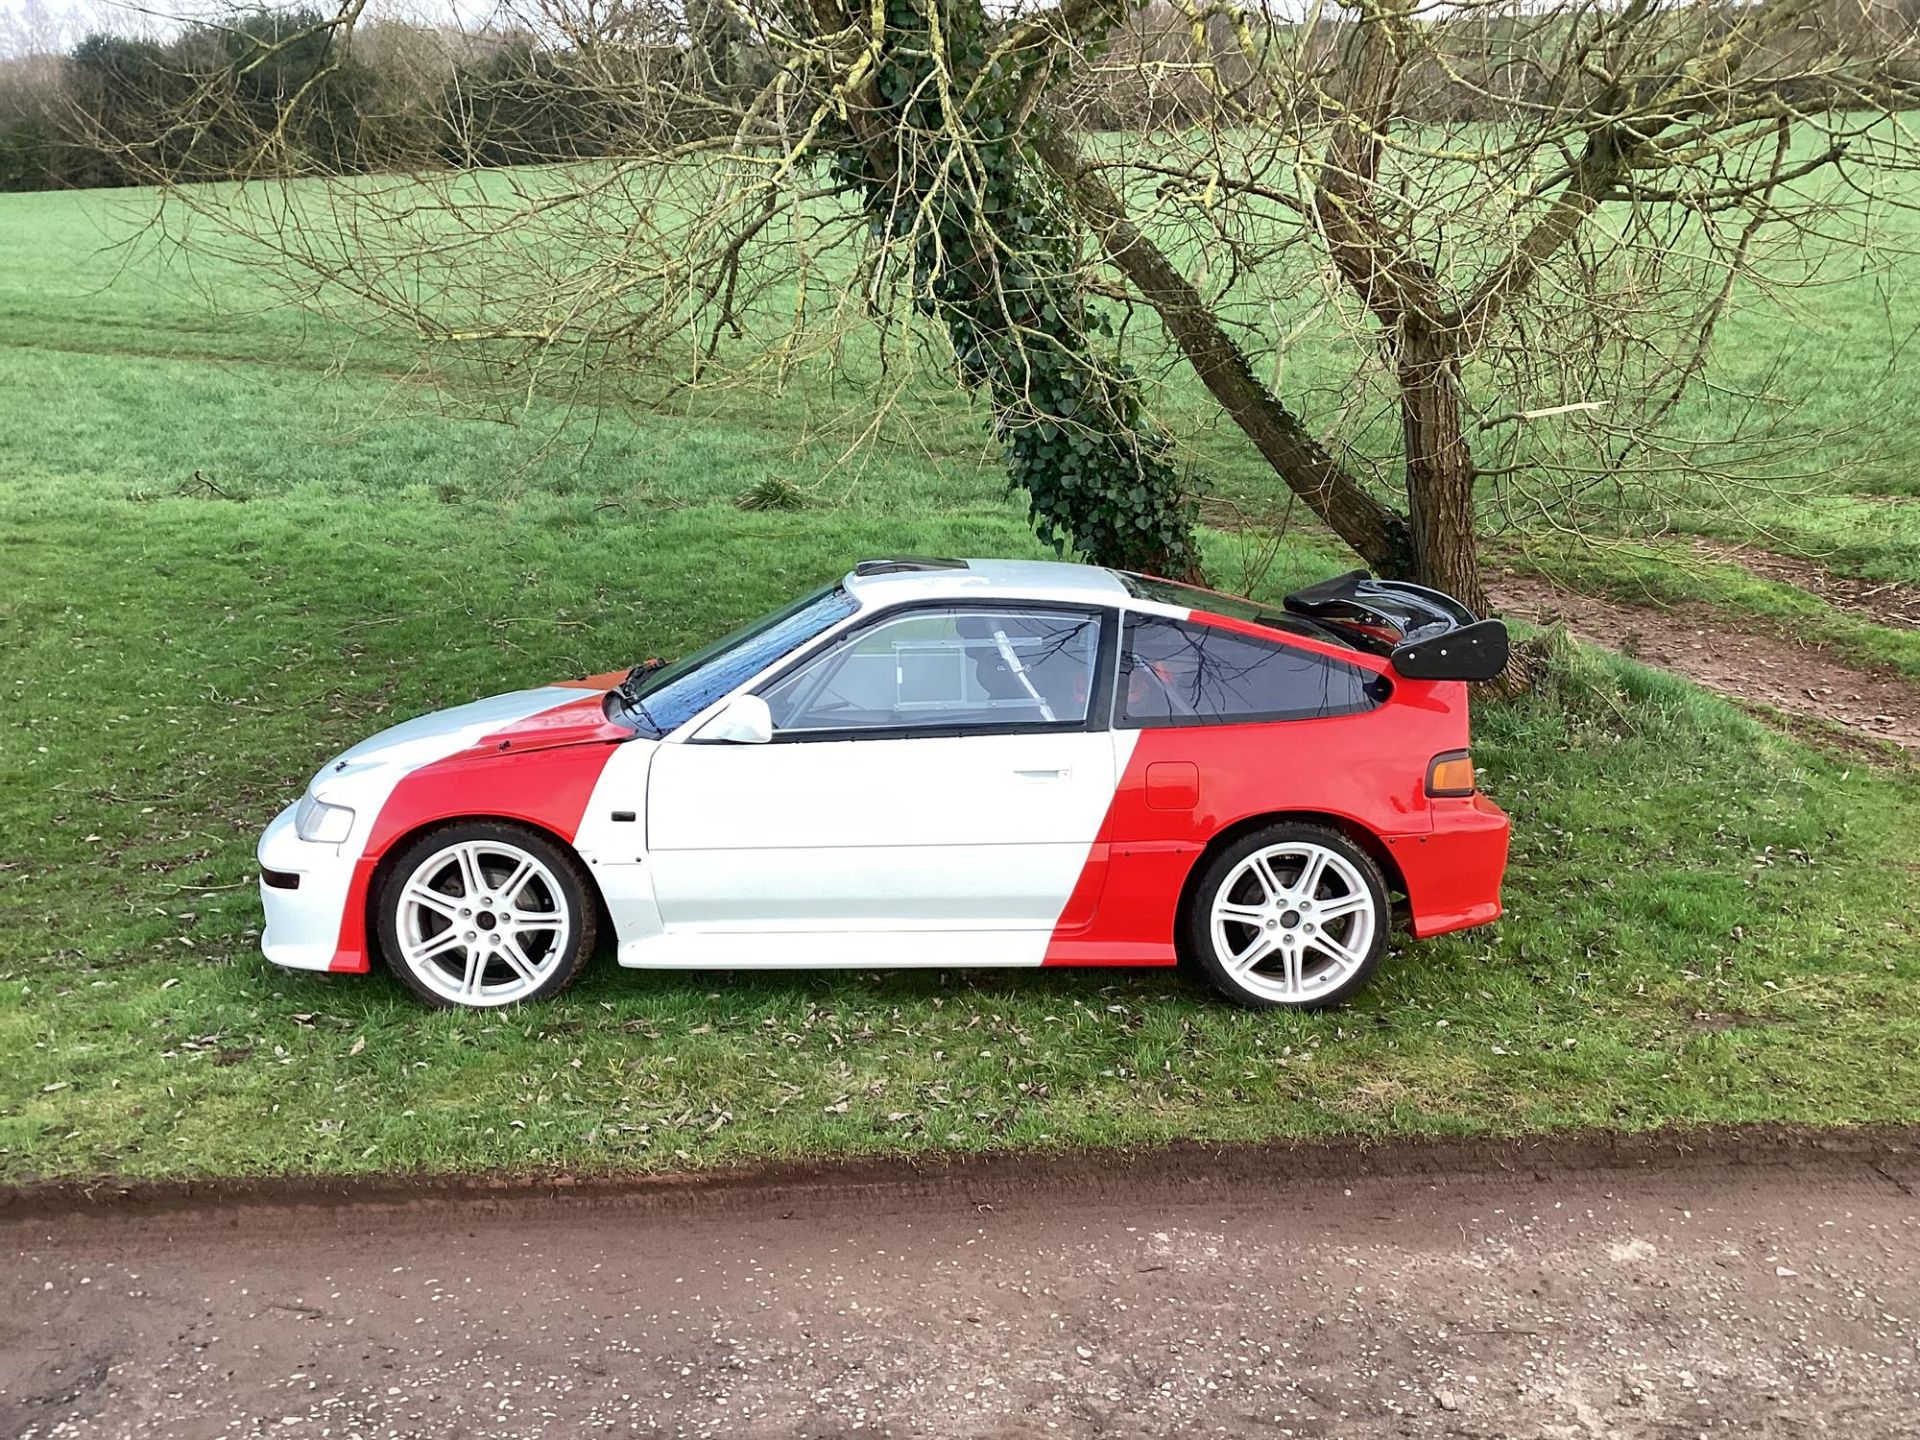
[1172,810,1409,965]
[364,814,616,965]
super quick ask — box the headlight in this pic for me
[294,792,357,844]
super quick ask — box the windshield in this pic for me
[612,583,859,736]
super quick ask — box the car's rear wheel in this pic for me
[1187,824,1387,1010]
[376,821,596,1008]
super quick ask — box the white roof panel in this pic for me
[842,558,1132,609]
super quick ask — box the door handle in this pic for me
[1014,767,1070,781]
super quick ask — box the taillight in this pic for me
[1426,750,1477,797]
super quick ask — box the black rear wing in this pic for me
[1284,570,1509,682]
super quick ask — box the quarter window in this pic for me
[1118,614,1384,727]
[763,607,1101,735]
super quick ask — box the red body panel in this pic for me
[1044,612,1508,965]
[325,694,626,973]
[554,669,631,691]
[1386,792,1510,938]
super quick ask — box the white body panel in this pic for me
[256,802,360,970]
[607,927,1059,970]
[842,559,1131,612]
[644,730,1123,934]
[571,739,668,955]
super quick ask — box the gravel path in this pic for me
[4,1138,1917,1438]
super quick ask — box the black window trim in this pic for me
[1111,610,1388,731]
[1113,570,1363,651]
[715,597,1121,745]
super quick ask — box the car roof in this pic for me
[839,558,1382,668]
[842,558,1132,609]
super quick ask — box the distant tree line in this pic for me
[4,0,1917,193]
[0,4,772,191]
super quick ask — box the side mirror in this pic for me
[699,693,774,744]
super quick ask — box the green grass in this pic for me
[1,179,1918,1183]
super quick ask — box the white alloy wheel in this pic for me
[391,837,576,1007]
[1204,838,1381,1006]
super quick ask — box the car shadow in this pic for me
[265,948,1207,1016]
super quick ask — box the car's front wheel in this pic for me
[1187,823,1388,1009]
[375,821,597,1008]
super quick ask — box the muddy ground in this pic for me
[4,1135,1917,1439]
[1494,575,1920,753]
[1685,540,1920,632]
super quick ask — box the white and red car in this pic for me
[258,558,1511,1009]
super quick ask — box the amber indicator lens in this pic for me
[1426,751,1477,797]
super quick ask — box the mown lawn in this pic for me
[1,182,1917,1183]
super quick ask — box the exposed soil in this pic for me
[1687,538,1920,631]
[3,1132,1918,1439]
[1189,502,1917,749]
[1493,574,1920,753]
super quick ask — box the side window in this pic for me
[762,608,1101,735]
[1118,614,1384,728]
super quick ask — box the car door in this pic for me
[644,603,1118,937]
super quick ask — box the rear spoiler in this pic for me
[1284,570,1509,682]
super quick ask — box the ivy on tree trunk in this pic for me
[828,0,1204,580]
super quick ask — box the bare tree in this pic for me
[96,0,1920,612]
[1039,0,1920,610]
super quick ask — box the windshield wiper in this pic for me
[615,656,667,702]
[612,657,668,734]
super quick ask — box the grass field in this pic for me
[1,180,1917,1184]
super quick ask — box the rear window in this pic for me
[1118,614,1387,728]
[1115,572,1357,649]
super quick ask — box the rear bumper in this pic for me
[1384,792,1510,939]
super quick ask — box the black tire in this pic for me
[1184,823,1389,1010]
[374,820,598,1009]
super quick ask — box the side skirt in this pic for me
[615,929,1054,970]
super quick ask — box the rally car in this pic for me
[258,558,1510,1010]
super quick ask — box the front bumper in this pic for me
[257,802,362,972]
[1386,792,1511,939]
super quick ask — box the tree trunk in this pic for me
[1032,130,1414,578]
[1396,326,1489,616]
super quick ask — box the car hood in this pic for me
[313,678,632,791]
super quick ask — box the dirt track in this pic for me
[1494,575,1920,753]
[4,1135,1918,1439]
